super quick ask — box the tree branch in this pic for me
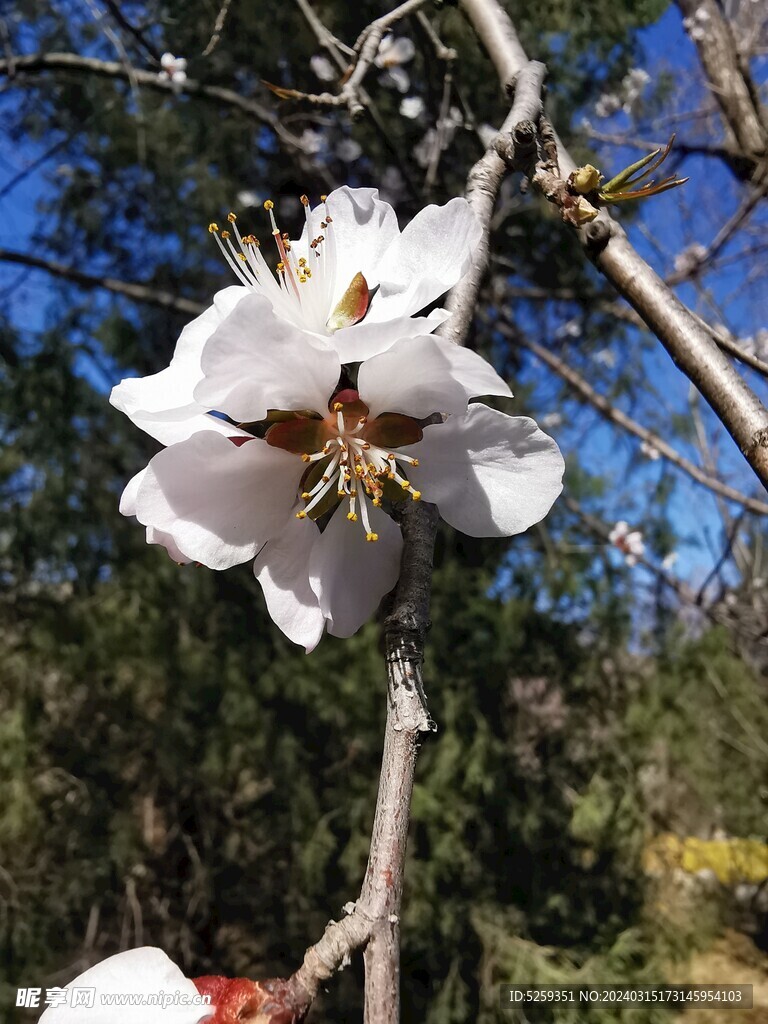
[0,52,302,148]
[459,0,768,490]
[675,0,768,185]
[0,247,205,315]
[500,320,768,515]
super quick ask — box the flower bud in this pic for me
[570,164,601,194]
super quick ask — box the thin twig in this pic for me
[0,52,302,149]
[202,0,234,57]
[500,321,768,515]
[0,247,205,315]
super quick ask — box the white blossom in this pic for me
[609,520,645,566]
[335,137,362,163]
[662,552,678,571]
[115,306,564,651]
[39,948,213,1023]
[310,53,336,82]
[640,439,661,460]
[298,127,325,155]
[375,35,416,93]
[673,242,707,275]
[158,52,187,92]
[399,95,425,119]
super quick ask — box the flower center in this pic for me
[208,197,369,335]
[265,390,423,542]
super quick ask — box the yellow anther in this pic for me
[300,194,309,206]
[372,498,382,507]
[296,510,307,519]
[366,532,378,542]
[237,253,247,262]
[411,458,419,466]
[277,261,285,272]
[400,480,410,489]
[320,194,327,202]
[337,490,346,498]
[355,465,364,477]
[321,475,329,483]
[227,212,237,222]
[264,199,274,210]
[221,230,230,239]
[326,215,333,223]
[361,443,370,450]
[358,416,367,424]
[208,222,219,233]
[347,512,358,522]
[301,492,311,500]
[387,453,395,460]
[301,453,311,463]
[333,402,344,412]
[298,257,307,267]
[243,234,259,246]
[305,269,312,277]
[299,275,307,283]
[411,490,422,501]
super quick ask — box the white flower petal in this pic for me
[38,947,212,1023]
[194,295,340,422]
[297,186,400,306]
[370,198,482,321]
[310,53,336,82]
[331,308,449,362]
[309,504,402,638]
[135,432,299,570]
[254,514,325,652]
[376,35,416,67]
[380,66,410,92]
[110,286,248,444]
[146,525,193,563]
[358,336,511,420]
[119,468,146,516]
[408,405,564,537]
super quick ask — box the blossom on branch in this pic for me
[609,520,645,566]
[205,187,481,361]
[374,35,416,93]
[114,302,564,651]
[158,52,187,91]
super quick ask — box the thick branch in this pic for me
[459,0,768,490]
[0,52,301,147]
[501,321,768,515]
[675,0,768,184]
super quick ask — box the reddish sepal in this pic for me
[193,975,308,1024]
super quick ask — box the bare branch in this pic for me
[459,0,768,489]
[0,52,302,148]
[0,247,205,316]
[202,0,234,57]
[676,0,768,184]
[439,60,547,346]
[500,320,768,515]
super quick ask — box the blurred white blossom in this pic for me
[310,53,336,82]
[375,35,416,93]
[298,128,325,155]
[609,520,645,566]
[662,552,678,571]
[683,7,711,40]
[400,96,425,119]
[673,242,707,275]
[236,190,261,208]
[158,52,187,92]
[640,439,661,460]
[335,137,362,163]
